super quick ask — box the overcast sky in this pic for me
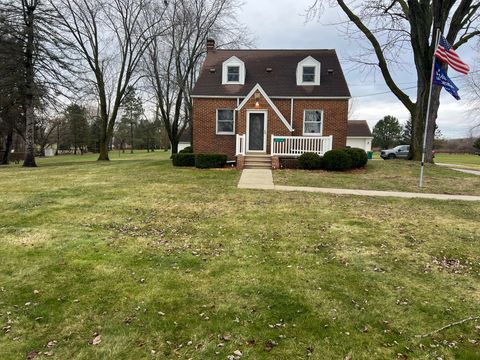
[236,0,478,138]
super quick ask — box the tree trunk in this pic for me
[130,122,134,154]
[98,141,109,160]
[23,6,37,168]
[410,80,441,162]
[171,138,179,155]
[1,129,13,165]
[24,98,36,167]
[97,121,110,160]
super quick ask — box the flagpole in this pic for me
[419,28,441,188]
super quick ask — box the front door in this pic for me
[247,112,266,152]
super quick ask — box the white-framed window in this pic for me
[296,56,321,85]
[227,66,240,82]
[216,109,235,135]
[303,110,323,135]
[302,66,315,83]
[222,56,245,85]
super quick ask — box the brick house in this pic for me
[191,40,351,169]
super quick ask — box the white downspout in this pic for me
[290,98,294,134]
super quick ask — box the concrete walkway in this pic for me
[449,168,480,176]
[237,169,480,201]
[274,185,480,201]
[237,169,274,190]
[436,162,480,171]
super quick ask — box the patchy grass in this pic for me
[435,153,480,170]
[274,160,480,196]
[1,152,480,359]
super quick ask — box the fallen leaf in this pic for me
[26,350,39,359]
[90,335,102,345]
[220,334,231,341]
[265,339,278,351]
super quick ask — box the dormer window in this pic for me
[302,66,315,82]
[297,56,321,86]
[227,66,240,82]
[222,56,245,85]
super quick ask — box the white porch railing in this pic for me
[236,134,246,155]
[271,135,333,156]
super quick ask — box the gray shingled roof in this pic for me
[192,49,351,97]
[347,120,372,137]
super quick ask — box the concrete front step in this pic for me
[244,159,271,163]
[244,155,271,169]
[244,164,271,169]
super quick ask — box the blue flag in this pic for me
[433,62,460,100]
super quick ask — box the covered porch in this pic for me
[236,134,333,157]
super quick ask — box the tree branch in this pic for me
[416,316,480,338]
[336,0,414,111]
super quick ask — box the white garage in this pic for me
[346,120,373,152]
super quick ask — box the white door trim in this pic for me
[246,110,268,153]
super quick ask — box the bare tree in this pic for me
[0,16,24,165]
[35,113,58,156]
[51,0,166,161]
[308,1,480,162]
[21,0,38,166]
[1,0,77,166]
[465,43,480,136]
[144,0,250,154]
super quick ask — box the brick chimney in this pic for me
[206,38,215,52]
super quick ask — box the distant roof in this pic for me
[179,127,191,143]
[192,49,351,97]
[348,120,372,137]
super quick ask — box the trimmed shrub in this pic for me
[279,158,299,169]
[172,153,195,167]
[345,148,368,169]
[298,152,322,170]
[195,153,227,169]
[179,146,193,154]
[322,149,353,171]
[474,138,480,151]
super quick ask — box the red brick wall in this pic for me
[192,98,238,159]
[291,99,348,149]
[192,96,348,158]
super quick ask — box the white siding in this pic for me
[346,137,372,152]
[178,142,191,152]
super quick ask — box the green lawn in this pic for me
[434,153,480,170]
[274,160,480,196]
[1,152,480,359]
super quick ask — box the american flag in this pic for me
[434,36,470,75]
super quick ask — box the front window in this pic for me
[303,110,323,135]
[227,66,240,82]
[302,66,315,83]
[217,109,235,134]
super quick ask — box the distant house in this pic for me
[191,39,351,168]
[178,128,191,152]
[347,120,373,152]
